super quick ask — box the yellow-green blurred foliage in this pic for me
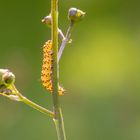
[0,0,140,140]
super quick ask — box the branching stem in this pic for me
[12,85,54,117]
[21,96,54,117]
[51,0,66,140]
[58,21,74,62]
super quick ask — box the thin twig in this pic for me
[58,21,74,63]
[58,28,65,40]
[12,85,54,117]
[21,96,54,117]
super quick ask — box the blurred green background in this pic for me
[0,0,140,140]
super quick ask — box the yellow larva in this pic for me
[41,40,64,96]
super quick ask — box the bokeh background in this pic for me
[0,0,140,140]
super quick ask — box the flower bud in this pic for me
[42,15,52,27]
[68,8,85,22]
[0,69,15,87]
[3,71,15,86]
[0,69,8,85]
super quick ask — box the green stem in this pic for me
[53,109,66,140]
[21,96,54,117]
[51,0,66,140]
[12,85,54,117]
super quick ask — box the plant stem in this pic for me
[58,28,65,40]
[53,109,66,140]
[58,21,74,63]
[21,96,54,117]
[51,0,66,140]
[12,85,54,117]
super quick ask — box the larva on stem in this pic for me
[41,40,65,96]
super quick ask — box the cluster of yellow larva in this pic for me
[41,40,65,96]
